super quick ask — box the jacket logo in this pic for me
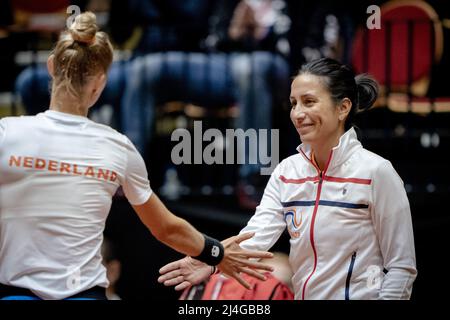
[284,208,302,239]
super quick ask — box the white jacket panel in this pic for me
[240,128,417,300]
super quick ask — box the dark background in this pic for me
[1,0,449,301]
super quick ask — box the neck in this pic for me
[49,89,88,117]
[311,127,345,171]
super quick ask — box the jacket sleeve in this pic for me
[371,160,417,299]
[239,163,286,252]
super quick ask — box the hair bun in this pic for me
[69,11,98,45]
[355,74,379,111]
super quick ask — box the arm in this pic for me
[371,160,417,300]
[238,164,287,251]
[123,138,204,257]
[122,139,273,289]
[134,195,273,289]
[157,232,274,291]
[132,193,204,257]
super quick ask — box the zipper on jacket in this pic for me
[301,171,322,300]
[345,251,357,300]
[300,150,333,300]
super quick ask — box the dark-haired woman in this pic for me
[158,58,417,300]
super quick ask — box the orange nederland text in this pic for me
[8,155,117,182]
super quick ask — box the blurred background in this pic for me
[0,0,449,300]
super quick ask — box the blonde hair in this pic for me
[51,12,113,98]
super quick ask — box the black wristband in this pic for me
[193,234,224,266]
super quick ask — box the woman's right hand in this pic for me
[158,232,274,290]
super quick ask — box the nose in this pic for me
[291,105,306,121]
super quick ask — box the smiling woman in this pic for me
[289,59,378,171]
[158,58,417,300]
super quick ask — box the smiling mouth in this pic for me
[298,123,314,129]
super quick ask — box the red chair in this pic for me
[351,0,448,113]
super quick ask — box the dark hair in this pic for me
[298,58,379,130]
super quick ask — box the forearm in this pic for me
[156,215,204,258]
[132,194,205,258]
[238,203,286,252]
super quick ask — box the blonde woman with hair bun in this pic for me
[0,12,274,300]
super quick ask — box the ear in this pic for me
[89,73,105,96]
[47,55,55,78]
[338,98,352,121]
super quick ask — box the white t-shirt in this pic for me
[0,110,152,299]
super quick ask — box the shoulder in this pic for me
[93,122,124,138]
[89,121,135,149]
[277,153,305,171]
[1,114,37,124]
[357,147,401,181]
[103,127,144,162]
[0,115,41,131]
[265,153,309,183]
[357,147,392,170]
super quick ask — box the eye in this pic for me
[290,101,296,109]
[305,99,314,106]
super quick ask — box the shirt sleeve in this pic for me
[122,138,153,206]
[239,163,287,252]
[371,160,417,300]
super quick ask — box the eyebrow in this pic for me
[290,94,317,100]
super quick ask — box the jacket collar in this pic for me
[296,127,362,172]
